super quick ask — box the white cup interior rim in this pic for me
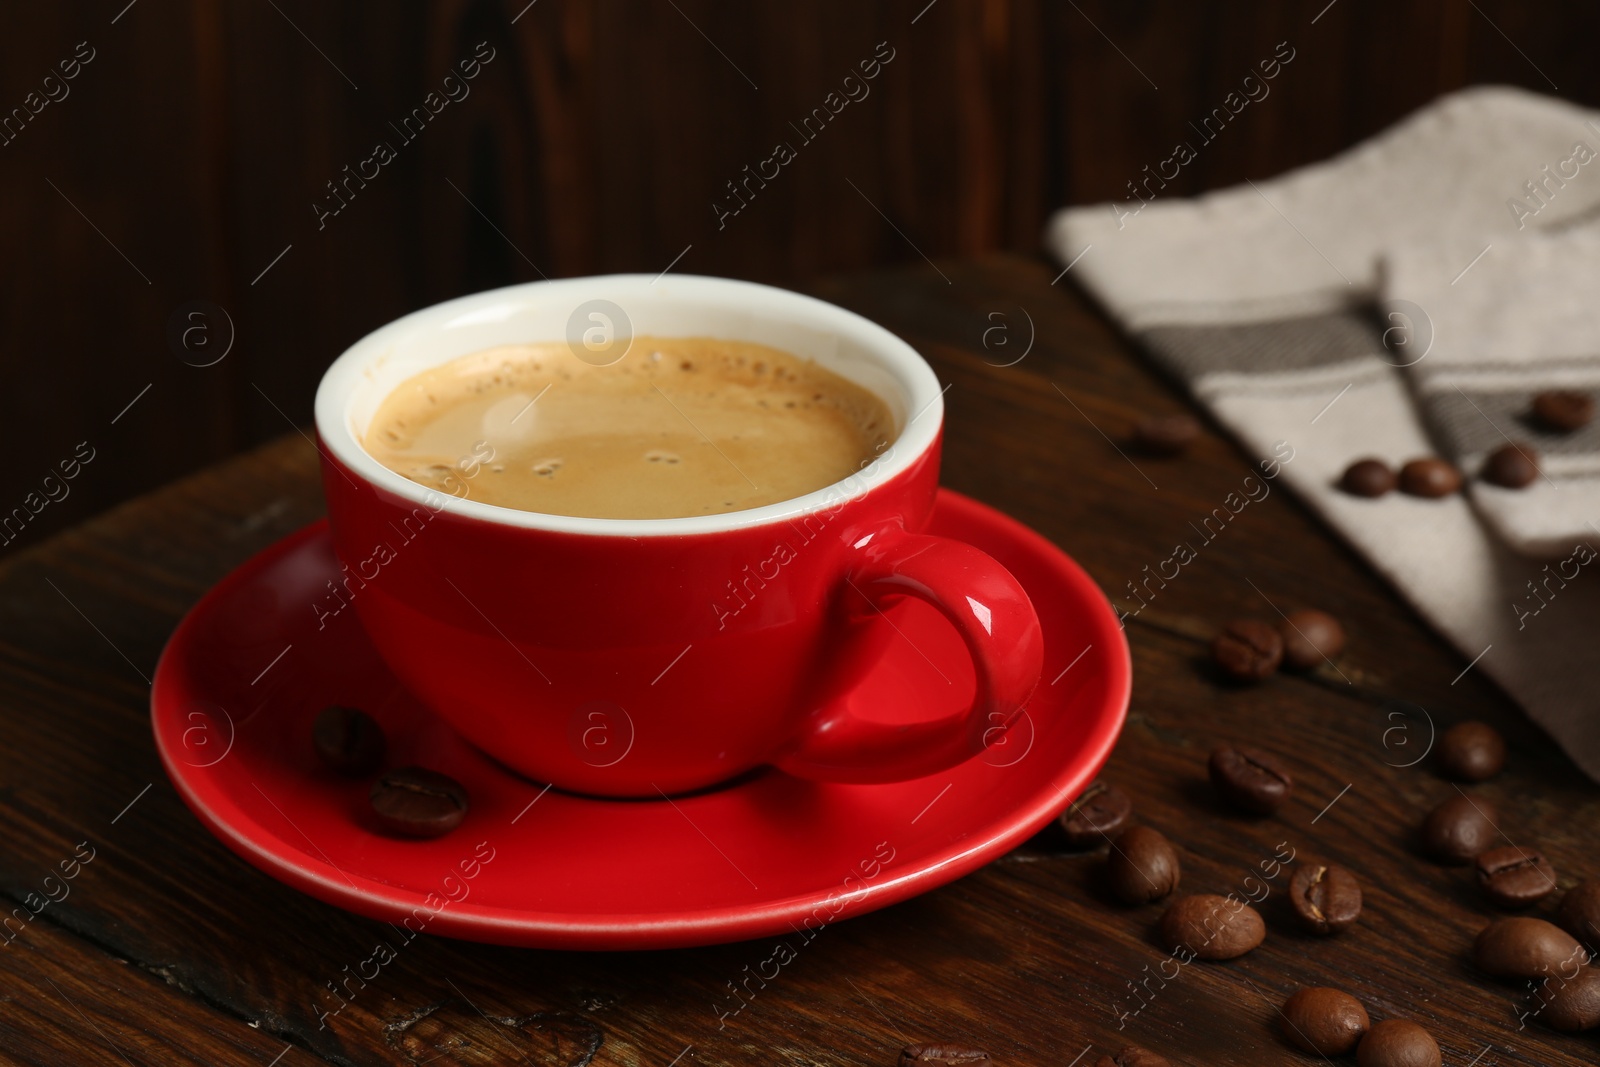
[313,273,944,538]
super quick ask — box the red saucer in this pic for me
[152,490,1130,949]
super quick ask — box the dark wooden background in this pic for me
[4,0,1598,551]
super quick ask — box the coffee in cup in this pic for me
[361,337,894,520]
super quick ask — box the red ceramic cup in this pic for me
[314,275,1043,796]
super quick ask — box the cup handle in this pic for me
[773,528,1045,783]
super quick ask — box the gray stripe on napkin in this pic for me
[1140,311,1388,382]
[1425,388,1600,459]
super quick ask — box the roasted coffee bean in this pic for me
[1436,721,1506,782]
[1531,966,1600,1032]
[1558,881,1600,949]
[1094,1047,1169,1067]
[899,1046,990,1067]
[1473,917,1586,979]
[1482,443,1540,489]
[1211,619,1283,681]
[1289,862,1362,935]
[1356,1019,1441,1067]
[1280,609,1345,670]
[1420,794,1497,864]
[1476,846,1557,908]
[1280,987,1369,1056]
[1208,745,1293,815]
[370,766,468,838]
[1160,894,1265,960]
[1059,779,1133,848]
[1532,390,1594,432]
[312,705,386,776]
[1398,457,1462,498]
[1340,458,1396,498]
[1106,826,1180,904]
[1133,413,1201,456]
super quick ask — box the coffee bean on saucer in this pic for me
[1280,609,1345,670]
[1473,917,1586,979]
[1209,745,1293,815]
[370,766,468,838]
[1280,987,1369,1056]
[313,705,386,776]
[899,1046,990,1067]
[1398,457,1462,498]
[1094,1047,1169,1067]
[1059,779,1133,848]
[1533,390,1594,432]
[1476,846,1557,908]
[1289,862,1362,935]
[1436,721,1506,782]
[1558,881,1600,949]
[1106,826,1180,904]
[1532,966,1600,1032]
[1132,414,1200,456]
[1356,1019,1440,1067]
[1340,458,1397,498]
[1482,443,1540,489]
[1211,620,1283,681]
[1420,794,1497,864]
[1160,894,1265,960]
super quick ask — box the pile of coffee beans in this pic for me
[1280,986,1369,1055]
[1339,456,1463,498]
[1210,607,1345,682]
[1336,388,1593,500]
[1400,714,1600,1041]
[1273,991,1452,1062]
[1054,742,1448,1062]
[927,597,1587,1064]
[311,704,471,839]
[945,585,1600,1066]
[1474,885,1600,1033]
[1411,722,1570,916]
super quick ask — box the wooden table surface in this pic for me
[2,255,1595,1066]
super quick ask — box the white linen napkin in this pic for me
[1046,86,1600,780]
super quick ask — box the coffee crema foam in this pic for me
[362,337,896,519]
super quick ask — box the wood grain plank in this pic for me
[0,789,303,1066]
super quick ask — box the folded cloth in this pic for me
[1384,229,1600,557]
[1046,86,1600,780]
